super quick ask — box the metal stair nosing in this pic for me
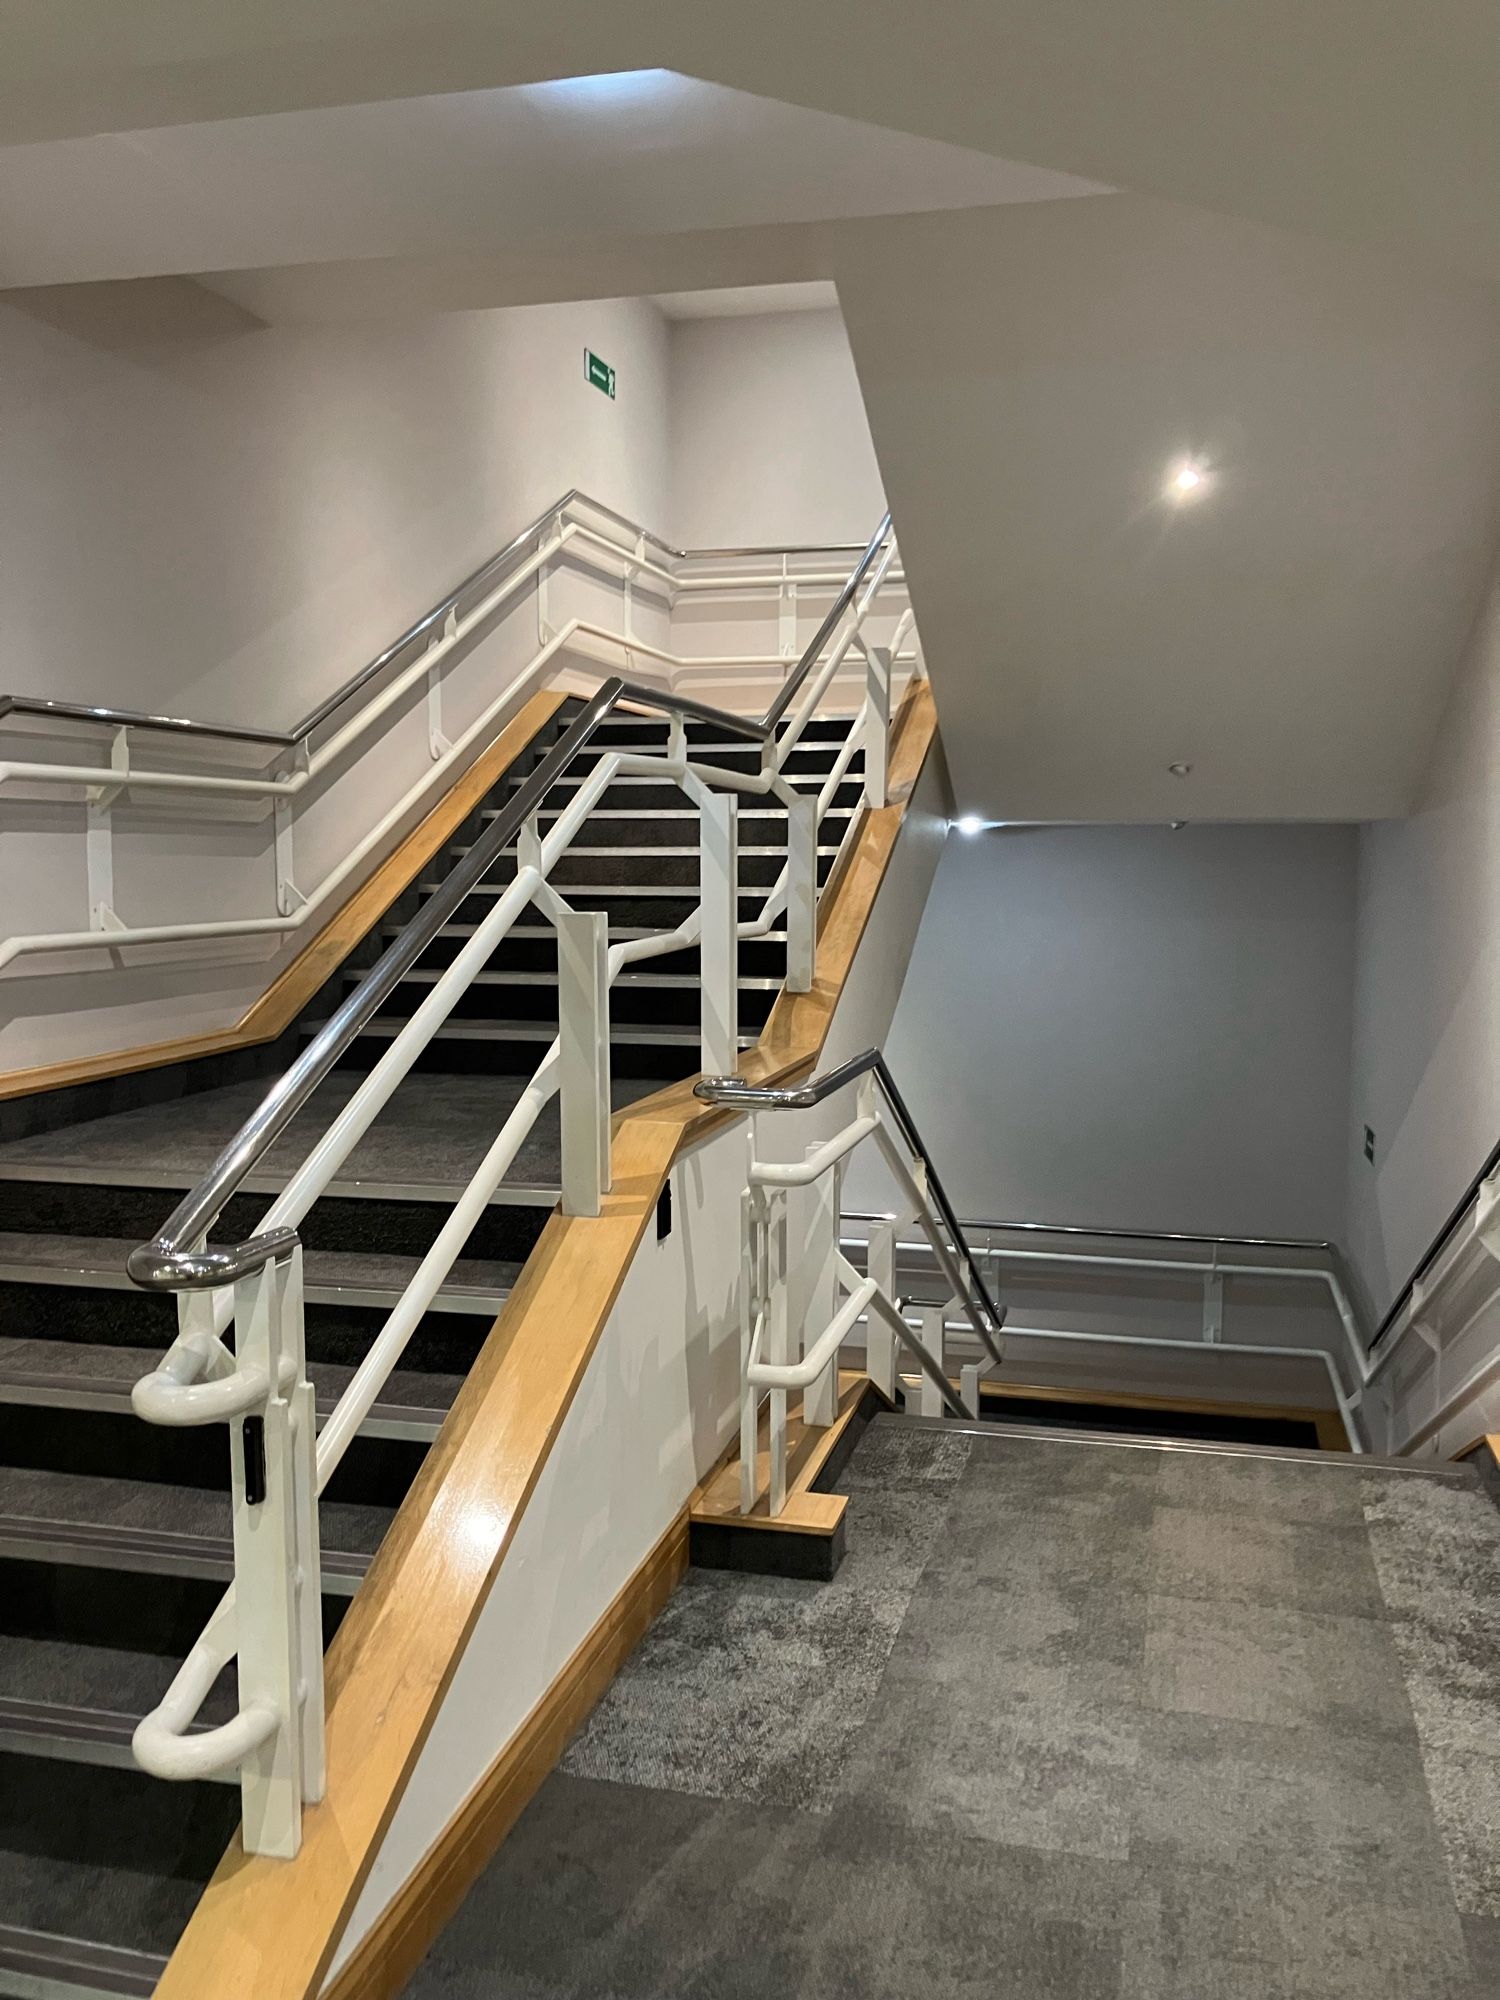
[0,1509,374,1595]
[0,1922,166,2000]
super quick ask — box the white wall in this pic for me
[666,307,885,548]
[0,286,670,725]
[1345,565,1500,1322]
[331,1106,746,1979]
[0,286,671,1069]
[867,822,1359,1242]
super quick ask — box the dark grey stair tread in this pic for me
[369,968,779,992]
[0,1338,465,1425]
[303,1017,755,1048]
[0,1639,238,1751]
[0,1755,237,1971]
[0,1919,168,1999]
[0,1233,518,1305]
[0,1465,391,1566]
[384,921,788,943]
[452,841,843,859]
[0,1071,642,1196]
[425,878,771,897]
[485,804,853,819]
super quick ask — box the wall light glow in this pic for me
[955,814,984,836]
[1165,457,1213,504]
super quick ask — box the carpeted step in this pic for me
[0,1408,419,1526]
[497,776,865,815]
[0,1757,238,1980]
[0,1336,464,1432]
[357,966,780,1032]
[432,886,775,930]
[395,921,791,979]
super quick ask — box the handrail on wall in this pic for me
[1370,1131,1500,1352]
[0,490,887,755]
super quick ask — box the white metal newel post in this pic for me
[230,1246,323,1858]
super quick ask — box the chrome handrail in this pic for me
[843,1212,1337,1255]
[694,1048,1006,1359]
[127,680,622,1290]
[128,510,898,1293]
[762,514,891,731]
[3,491,887,754]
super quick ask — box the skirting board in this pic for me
[324,1508,688,2000]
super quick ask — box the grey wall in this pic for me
[1345,564,1500,1322]
[666,308,885,547]
[866,821,1359,1241]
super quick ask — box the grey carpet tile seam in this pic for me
[561,1423,973,1816]
[1360,1474,1500,1921]
[406,1423,1497,2000]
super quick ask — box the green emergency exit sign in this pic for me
[585,348,616,399]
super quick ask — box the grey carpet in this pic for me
[405,1421,1499,1999]
[0,1070,649,1194]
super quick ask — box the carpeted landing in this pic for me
[403,1418,1500,1998]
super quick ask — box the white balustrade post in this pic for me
[867,1220,899,1401]
[739,1181,761,1516]
[864,643,892,809]
[785,792,817,994]
[426,610,456,759]
[700,790,739,1074]
[959,1360,984,1419]
[919,1298,952,1418]
[767,1186,791,1516]
[85,726,128,934]
[231,1245,322,1858]
[557,907,611,1216]
[802,1154,841,1429]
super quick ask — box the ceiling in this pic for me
[1,11,1498,821]
[0,2,1497,285]
[652,283,839,321]
[835,199,1500,821]
[0,74,1100,289]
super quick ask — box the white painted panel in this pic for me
[329,1112,745,1975]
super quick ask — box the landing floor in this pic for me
[407,1419,1500,1998]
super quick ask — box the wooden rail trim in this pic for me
[0,692,566,1103]
[323,1510,688,2000]
[155,676,938,2000]
[690,1371,878,1534]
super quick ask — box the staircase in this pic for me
[0,702,860,1995]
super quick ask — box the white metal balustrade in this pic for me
[103,509,915,1857]
[694,1052,1007,1517]
[0,490,911,979]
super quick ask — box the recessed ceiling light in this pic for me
[955,814,984,836]
[1168,762,1192,777]
[1165,458,1212,504]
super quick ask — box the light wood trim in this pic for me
[323,1509,688,2000]
[0,692,567,1104]
[155,676,938,2000]
[690,1371,876,1534]
[1454,1433,1500,1467]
